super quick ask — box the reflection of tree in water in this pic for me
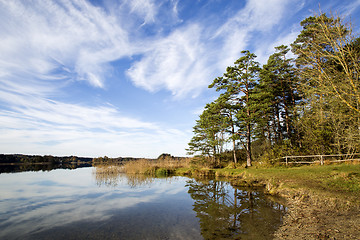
[186,179,286,240]
[0,163,91,173]
[93,165,154,188]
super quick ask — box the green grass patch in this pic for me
[154,167,174,177]
[181,163,360,205]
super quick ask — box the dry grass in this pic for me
[92,165,124,187]
[122,158,191,175]
[92,164,159,187]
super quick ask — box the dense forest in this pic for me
[187,13,360,167]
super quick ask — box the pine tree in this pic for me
[213,93,240,164]
[187,101,227,166]
[257,45,300,147]
[209,50,260,167]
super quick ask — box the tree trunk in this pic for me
[232,139,237,164]
[267,122,272,146]
[213,146,217,167]
[231,120,237,164]
[284,103,291,144]
[246,122,252,167]
[245,83,252,167]
[275,107,282,143]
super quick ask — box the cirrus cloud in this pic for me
[1,0,359,158]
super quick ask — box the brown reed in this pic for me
[122,157,191,175]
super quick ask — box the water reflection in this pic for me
[92,165,155,188]
[0,166,286,239]
[93,165,286,239]
[0,163,91,173]
[0,167,201,239]
[92,165,124,187]
[186,179,286,240]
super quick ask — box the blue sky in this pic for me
[1,0,360,158]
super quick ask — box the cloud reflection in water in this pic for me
[0,167,199,239]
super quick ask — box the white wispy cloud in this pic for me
[342,0,360,16]
[0,0,133,89]
[127,0,300,97]
[126,0,306,98]
[0,0,189,157]
[215,0,305,66]
[0,89,190,157]
[1,0,303,99]
[126,24,212,98]
[254,27,302,64]
[127,0,158,25]
[3,0,357,157]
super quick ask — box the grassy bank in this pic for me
[177,163,360,205]
[217,164,360,191]
[123,158,360,205]
[178,163,360,239]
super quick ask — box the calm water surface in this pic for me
[0,166,286,239]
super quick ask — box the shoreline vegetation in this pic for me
[121,158,360,206]
[186,12,360,171]
[1,153,359,238]
[120,158,360,239]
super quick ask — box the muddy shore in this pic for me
[219,167,360,240]
[273,190,360,239]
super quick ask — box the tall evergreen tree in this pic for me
[209,50,260,167]
[187,101,227,166]
[214,93,240,164]
[257,45,300,147]
[188,12,360,165]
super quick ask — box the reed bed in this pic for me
[92,165,124,187]
[122,157,191,175]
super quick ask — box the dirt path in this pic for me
[273,192,360,240]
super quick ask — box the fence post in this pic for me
[320,155,324,165]
[285,156,288,166]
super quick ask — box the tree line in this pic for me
[187,13,360,167]
[0,154,92,164]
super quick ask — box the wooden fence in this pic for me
[280,153,360,166]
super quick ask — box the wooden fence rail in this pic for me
[280,153,360,166]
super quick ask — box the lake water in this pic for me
[0,166,286,239]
